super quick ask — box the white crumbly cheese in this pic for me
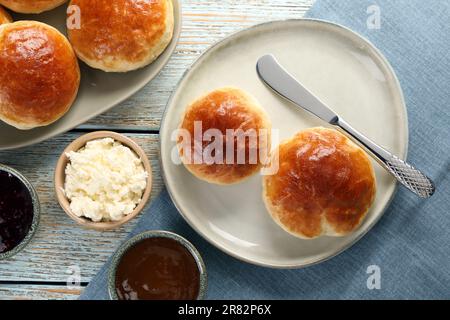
[64,138,148,222]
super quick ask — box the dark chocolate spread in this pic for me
[0,170,34,254]
[115,237,201,300]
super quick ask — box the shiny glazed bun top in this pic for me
[0,6,12,24]
[178,87,272,185]
[263,127,376,239]
[68,0,174,72]
[0,21,80,130]
[0,0,67,13]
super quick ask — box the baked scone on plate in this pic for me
[0,6,11,24]
[0,0,67,13]
[177,87,272,185]
[67,0,174,72]
[263,127,376,239]
[0,21,80,130]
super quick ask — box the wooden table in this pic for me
[0,0,314,300]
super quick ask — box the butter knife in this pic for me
[256,54,435,198]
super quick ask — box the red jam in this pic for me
[0,170,34,254]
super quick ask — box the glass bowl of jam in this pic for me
[108,230,207,300]
[0,164,40,260]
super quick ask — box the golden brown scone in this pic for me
[67,0,174,72]
[263,127,376,239]
[178,87,272,185]
[0,6,12,25]
[0,0,67,13]
[0,21,80,130]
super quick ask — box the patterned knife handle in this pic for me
[334,118,435,198]
[384,154,435,198]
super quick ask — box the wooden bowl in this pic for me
[54,131,152,231]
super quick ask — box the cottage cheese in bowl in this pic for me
[64,138,148,222]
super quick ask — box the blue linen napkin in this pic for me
[81,0,450,299]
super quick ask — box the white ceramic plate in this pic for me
[160,19,408,268]
[0,0,181,150]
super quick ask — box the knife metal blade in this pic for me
[256,54,338,124]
